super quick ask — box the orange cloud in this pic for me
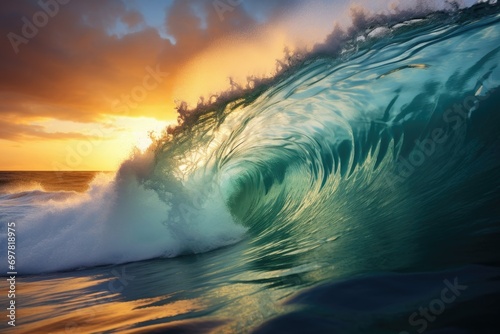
[0,1,302,127]
[0,0,321,170]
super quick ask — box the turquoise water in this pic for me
[1,3,500,333]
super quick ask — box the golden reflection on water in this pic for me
[5,275,205,334]
[3,270,304,334]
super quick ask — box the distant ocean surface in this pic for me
[0,171,100,193]
[2,3,500,333]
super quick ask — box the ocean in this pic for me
[1,3,500,333]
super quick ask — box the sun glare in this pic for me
[134,132,155,153]
[113,116,171,155]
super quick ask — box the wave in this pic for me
[1,2,500,274]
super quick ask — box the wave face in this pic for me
[1,4,500,274]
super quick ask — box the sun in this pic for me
[134,132,155,153]
[109,116,171,153]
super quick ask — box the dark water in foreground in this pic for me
[2,4,500,333]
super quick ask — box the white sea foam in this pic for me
[1,156,246,274]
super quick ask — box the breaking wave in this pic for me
[1,2,500,274]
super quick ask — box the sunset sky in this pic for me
[0,0,477,170]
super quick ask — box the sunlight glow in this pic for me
[113,116,171,154]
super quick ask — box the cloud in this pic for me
[121,9,145,28]
[0,119,105,141]
[0,0,306,143]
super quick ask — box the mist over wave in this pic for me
[1,1,499,274]
[1,163,245,274]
